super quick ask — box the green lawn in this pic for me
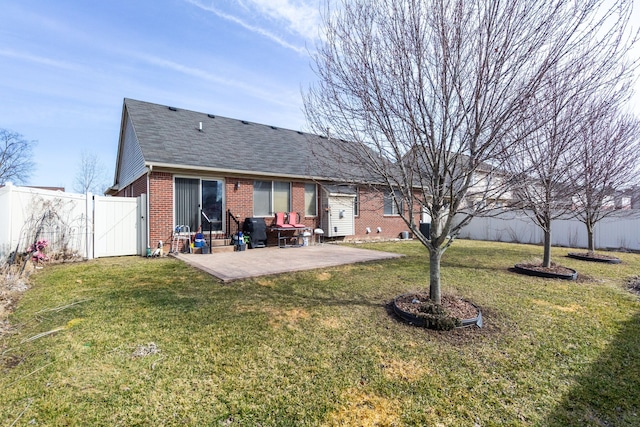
[1,240,639,426]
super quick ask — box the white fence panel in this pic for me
[93,195,144,258]
[0,186,12,258]
[458,210,640,251]
[595,215,640,250]
[458,211,543,245]
[0,184,146,260]
[0,184,90,260]
[551,217,585,249]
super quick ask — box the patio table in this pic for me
[270,226,312,248]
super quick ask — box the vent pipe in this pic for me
[199,122,203,131]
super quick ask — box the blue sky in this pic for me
[1,0,639,192]
[0,0,320,191]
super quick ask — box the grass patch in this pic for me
[1,240,639,426]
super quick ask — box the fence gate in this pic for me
[93,194,147,258]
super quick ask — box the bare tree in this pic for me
[73,150,108,195]
[504,27,636,268]
[304,0,636,303]
[0,129,35,185]
[503,69,590,268]
[570,104,640,254]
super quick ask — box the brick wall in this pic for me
[115,173,147,198]
[148,172,174,252]
[225,180,320,246]
[353,188,418,240]
[226,178,253,235]
[292,182,318,229]
[119,172,418,251]
[131,174,147,197]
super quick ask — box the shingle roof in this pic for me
[124,98,344,180]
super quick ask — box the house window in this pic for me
[253,180,291,216]
[273,181,291,213]
[384,190,403,215]
[253,180,272,216]
[304,183,317,216]
[175,177,224,232]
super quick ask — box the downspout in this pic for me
[147,164,152,252]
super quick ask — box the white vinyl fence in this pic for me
[0,183,147,261]
[456,210,640,251]
[94,195,147,258]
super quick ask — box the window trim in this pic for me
[174,175,225,231]
[253,180,292,217]
[304,182,318,217]
[383,189,403,216]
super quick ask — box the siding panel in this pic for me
[119,111,147,188]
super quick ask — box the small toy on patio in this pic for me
[152,240,163,257]
[235,232,247,251]
[194,231,208,254]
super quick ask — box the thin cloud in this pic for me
[240,0,320,40]
[135,53,301,108]
[0,49,81,71]
[183,0,311,55]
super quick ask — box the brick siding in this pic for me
[115,173,147,198]
[353,188,418,240]
[148,172,174,252]
[119,171,419,251]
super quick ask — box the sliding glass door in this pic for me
[175,177,224,232]
[201,180,223,232]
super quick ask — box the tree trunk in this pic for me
[429,248,442,305]
[543,228,552,268]
[586,222,595,255]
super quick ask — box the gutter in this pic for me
[145,161,334,183]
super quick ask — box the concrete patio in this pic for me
[173,244,403,282]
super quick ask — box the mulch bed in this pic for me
[516,263,576,276]
[627,277,640,296]
[394,293,478,320]
[568,252,621,263]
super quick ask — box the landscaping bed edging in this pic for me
[513,264,578,280]
[567,252,621,264]
[392,293,483,329]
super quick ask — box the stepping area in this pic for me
[174,244,402,282]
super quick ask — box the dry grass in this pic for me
[1,240,639,426]
[326,388,401,426]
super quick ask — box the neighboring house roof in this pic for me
[405,143,504,176]
[113,98,369,191]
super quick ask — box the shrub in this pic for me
[416,301,462,331]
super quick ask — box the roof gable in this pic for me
[123,98,334,180]
[115,109,146,188]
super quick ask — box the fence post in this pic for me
[0,183,14,258]
[138,193,148,256]
[85,192,94,260]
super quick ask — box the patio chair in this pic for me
[273,212,294,228]
[287,212,306,228]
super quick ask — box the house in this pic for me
[109,99,416,252]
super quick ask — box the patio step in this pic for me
[208,238,232,247]
[209,245,235,254]
[191,244,235,254]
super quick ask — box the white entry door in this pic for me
[327,194,355,237]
